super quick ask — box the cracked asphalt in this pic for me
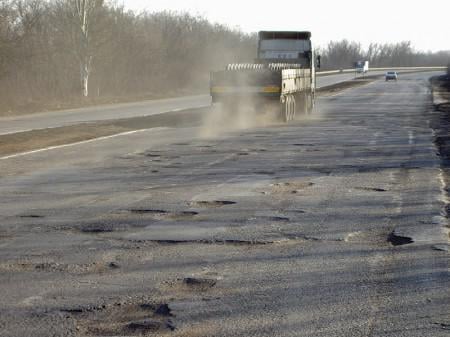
[0,72,449,337]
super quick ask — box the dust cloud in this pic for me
[198,98,323,138]
[199,99,277,138]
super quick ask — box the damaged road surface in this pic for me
[0,72,449,337]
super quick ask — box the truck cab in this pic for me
[257,31,313,66]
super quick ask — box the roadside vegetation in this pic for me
[319,40,449,70]
[0,0,449,116]
[0,0,256,115]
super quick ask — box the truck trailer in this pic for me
[210,31,319,122]
[355,60,369,73]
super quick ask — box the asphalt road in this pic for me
[0,72,385,136]
[0,72,449,337]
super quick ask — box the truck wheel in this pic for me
[281,96,288,122]
[281,95,297,122]
[288,95,296,121]
[291,96,296,121]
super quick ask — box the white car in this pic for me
[385,71,398,81]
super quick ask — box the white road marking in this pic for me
[0,128,168,160]
[322,80,376,97]
[0,129,34,136]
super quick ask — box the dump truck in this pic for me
[210,31,320,122]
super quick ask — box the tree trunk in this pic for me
[80,56,91,97]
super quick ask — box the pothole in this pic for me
[126,319,164,332]
[269,181,314,195]
[433,320,450,330]
[19,214,45,218]
[131,238,271,246]
[254,216,290,222]
[153,303,173,317]
[438,322,450,330]
[287,210,306,214]
[143,152,162,158]
[254,171,275,175]
[80,223,116,233]
[128,209,168,215]
[183,277,217,290]
[108,262,120,269]
[1,259,104,274]
[355,187,388,192]
[126,209,199,220]
[60,304,104,314]
[63,301,176,336]
[189,200,236,208]
[432,244,449,252]
[388,231,414,246]
[167,211,199,220]
[178,211,198,216]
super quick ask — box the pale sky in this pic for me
[122,0,450,52]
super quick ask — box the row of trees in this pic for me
[0,0,256,113]
[319,40,449,70]
[0,0,448,114]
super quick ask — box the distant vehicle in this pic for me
[385,71,398,81]
[355,60,369,73]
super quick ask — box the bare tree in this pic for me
[55,0,104,97]
[0,1,10,78]
[321,39,363,70]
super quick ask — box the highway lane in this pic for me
[316,70,372,87]
[0,71,388,136]
[0,72,448,337]
[0,94,211,136]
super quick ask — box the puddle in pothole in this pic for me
[388,232,414,246]
[80,223,117,233]
[19,214,45,218]
[128,209,168,215]
[355,187,388,192]
[189,200,236,208]
[127,209,199,220]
